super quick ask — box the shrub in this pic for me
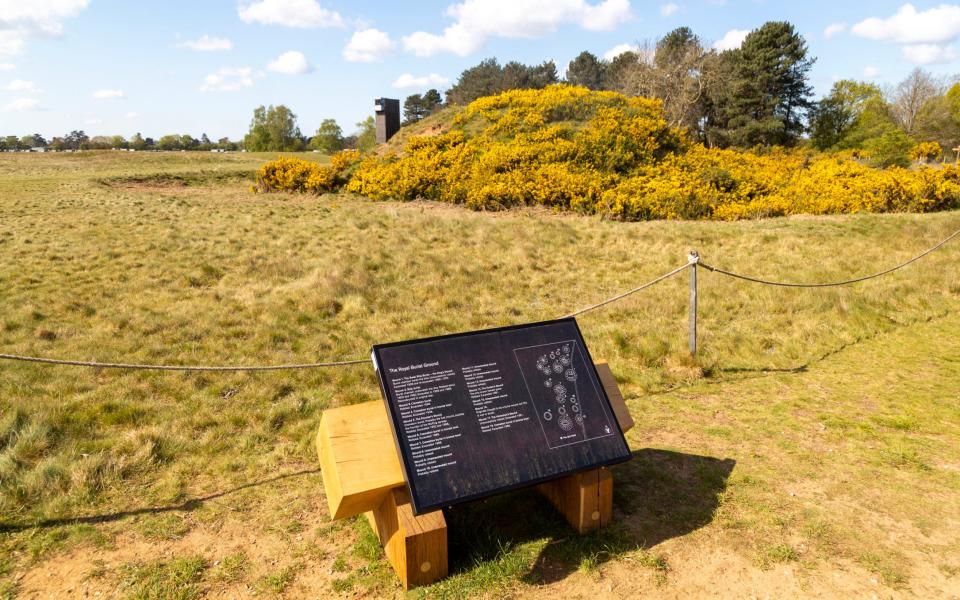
[911,141,943,164]
[253,150,361,194]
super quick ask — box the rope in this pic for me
[564,263,690,317]
[699,225,960,288]
[0,354,369,371]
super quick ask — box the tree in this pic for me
[110,135,128,149]
[567,51,606,90]
[355,116,376,152]
[243,105,304,151]
[446,58,503,105]
[199,133,212,150]
[709,22,815,147]
[423,89,443,112]
[309,119,344,153]
[19,135,35,149]
[403,93,427,124]
[809,80,882,150]
[48,137,66,151]
[64,130,89,150]
[157,134,181,151]
[4,136,20,151]
[603,51,641,92]
[890,68,944,135]
[839,96,913,167]
[180,134,198,150]
[129,132,147,151]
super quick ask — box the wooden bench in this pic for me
[316,361,633,589]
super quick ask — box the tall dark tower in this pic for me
[374,97,400,144]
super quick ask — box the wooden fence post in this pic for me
[688,250,699,356]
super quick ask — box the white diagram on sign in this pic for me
[514,339,616,450]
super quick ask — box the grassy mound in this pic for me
[340,85,960,220]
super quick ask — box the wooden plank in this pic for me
[537,468,610,534]
[371,487,448,589]
[317,360,630,521]
[316,401,404,520]
[594,361,634,433]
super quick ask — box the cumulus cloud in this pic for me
[125,111,139,119]
[0,0,89,57]
[84,116,102,125]
[200,67,254,92]
[343,28,395,62]
[713,28,749,51]
[267,50,312,74]
[402,0,632,57]
[901,43,957,64]
[660,3,679,16]
[392,72,450,88]
[823,22,846,39]
[238,0,344,28]
[863,65,880,78]
[852,4,960,65]
[178,35,233,51]
[603,43,639,60]
[2,97,40,112]
[3,79,38,92]
[92,89,124,99]
[0,63,14,71]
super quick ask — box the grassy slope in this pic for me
[0,152,959,598]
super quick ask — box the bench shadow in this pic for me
[441,448,735,586]
[0,468,320,533]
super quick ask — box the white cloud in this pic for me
[852,4,960,44]
[84,116,102,125]
[125,111,139,119]
[92,89,124,99]
[402,0,633,57]
[200,67,254,92]
[863,65,880,78]
[238,0,344,28]
[3,79,38,92]
[0,0,89,57]
[0,63,14,71]
[343,28,395,62]
[713,28,749,51]
[603,43,639,60]
[2,97,40,112]
[660,3,679,16]
[267,50,312,74]
[852,5,960,65]
[392,72,450,88]
[178,35,233,51]
[902,43,957,64]
[823,22,846,39]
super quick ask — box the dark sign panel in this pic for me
[372,318,631,514]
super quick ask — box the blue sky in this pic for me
[2,0,960,140]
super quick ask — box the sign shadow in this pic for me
[441,448,735,586]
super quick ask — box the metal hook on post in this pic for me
[687,250,699,356]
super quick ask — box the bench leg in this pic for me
[537,467,613,534]
[365,487,448,589]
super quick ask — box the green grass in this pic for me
[119,555,206,600]
[1,151,959,597]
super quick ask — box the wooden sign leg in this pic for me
[365,488,448,589]
[537,467,613,534]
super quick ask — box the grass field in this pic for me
[1,151,959,598]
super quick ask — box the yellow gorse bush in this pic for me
[254,150,361,194]
[910,141,943,163]
[264,86,960,220]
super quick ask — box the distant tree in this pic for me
[199,133,212,150]
[838,96,913,167]
[403,93,426,125]
[129,132,147,151]
[2,136,18,151]
[809,80,882,150]
[709,22,814,147]
[24,133,47,148]
[48,137,66,151]
[423,89,443,111]
[19,135,35,149]
[911,94,960,156]
[64,130,89,150]
[179,134,198,150]
[890,68,945,135]
[110,135,128,149]
[216,136,238,151]
[157,134,181,151]
[603,50,640,92]
[446,58,503,105]
[308,118,344,152]
[244,105,304,151]
[567,51,606,90]
[355,116,376,152]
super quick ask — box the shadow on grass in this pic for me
[436,448,735,589]
[0,468,320,533]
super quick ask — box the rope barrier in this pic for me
[0,354,369,371]
[1,223,957,371]
[698,225,960,288]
